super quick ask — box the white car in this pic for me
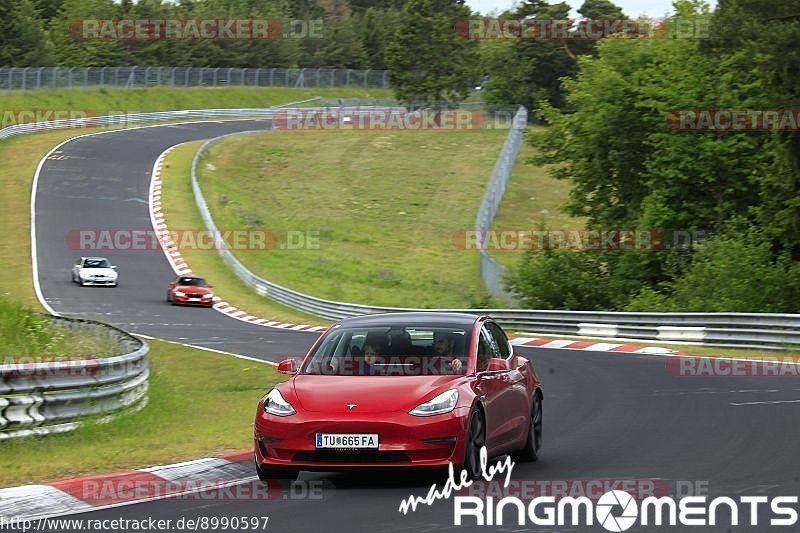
[71,257,118,287]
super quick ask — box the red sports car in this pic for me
[165,275,215,307]
[253,312,543,481]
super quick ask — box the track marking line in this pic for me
[729,399,800,406]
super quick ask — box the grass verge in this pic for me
[0,336,280,487]
[160,142,325,325]
[0,86,390,117]
[0,297,121,360]
[194,128,511,308]
[490,129,584,269]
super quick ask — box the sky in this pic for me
[465,0,717,18]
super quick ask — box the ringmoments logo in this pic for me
[452,491,800,529]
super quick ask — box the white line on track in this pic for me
[729,399,800,406]
[133,333,277,366]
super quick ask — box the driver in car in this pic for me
[432,331,464,374]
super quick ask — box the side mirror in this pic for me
[207,284,214,289]
[169,281,177,287]
[277,358,299,375]
[110,265,117,270]
[485,358,509,372]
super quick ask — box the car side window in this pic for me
[477,326,500,371]
[486,322,511,359]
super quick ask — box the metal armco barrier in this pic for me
[0,67,390,91]
[0,318,149,440]
[0,97,325,142]
[189,113,800,351]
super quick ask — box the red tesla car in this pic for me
[253,312,543,480]
[165,275,215,307]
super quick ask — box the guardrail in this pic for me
[189,105,800,351]
[0,318,149,440]
[0,97,327,142]
[0,66,391,90]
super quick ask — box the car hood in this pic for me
[175,285,212,294]
[79,268,116,277]
[291,374,461,413]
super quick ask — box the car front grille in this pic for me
[293,450,411,463]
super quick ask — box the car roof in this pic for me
[177,275,205,281]
[334,312,483,329]
[82,256,108,261]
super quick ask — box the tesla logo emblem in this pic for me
[347,403,357,410]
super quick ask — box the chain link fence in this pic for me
[0,66,391,91]
[476,106,528,305]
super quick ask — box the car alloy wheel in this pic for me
[465,409,485,479]
[515,395,542,462]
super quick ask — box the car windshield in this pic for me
[83,258,110,268]
[302,325,469,376]
[178,277,207,287]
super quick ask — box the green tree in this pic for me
[0,0,52,66]
[385,0,478,105]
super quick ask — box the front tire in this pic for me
[464,409,486,479]
[514,394,542,462]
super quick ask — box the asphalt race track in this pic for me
[33,121,800,532]
[34,120,318,360]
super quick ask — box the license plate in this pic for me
[315,433,379,449]
[189,297,200,301]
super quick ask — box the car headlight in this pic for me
[410,389,458,417]
[174,290,185,297]
[263,389,296,416]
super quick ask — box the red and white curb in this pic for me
[149,146,326,334]
[510,337,682,355]
[147,148,682,347]
[0,450,254,521]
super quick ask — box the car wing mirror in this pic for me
[485,358,510,372]
[277,358,299,375]
[111,265,117,270]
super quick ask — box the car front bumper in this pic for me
[81,278,117,286]
[254,407,470,471]
[172,295,214,306]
